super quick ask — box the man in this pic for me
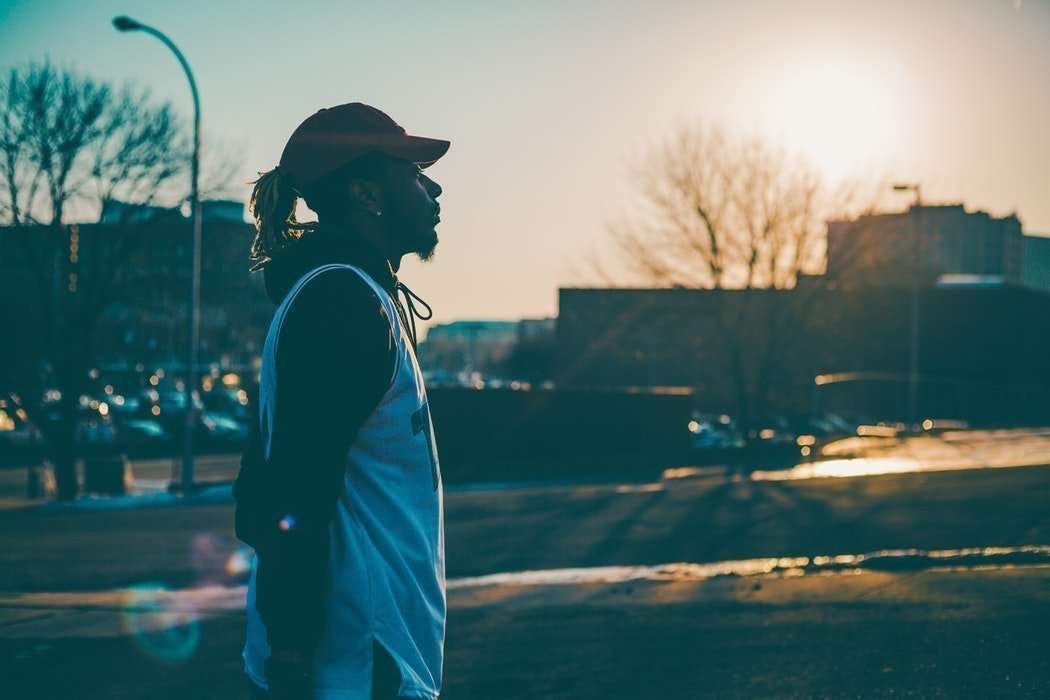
[234,103,448,699]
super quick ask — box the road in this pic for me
[1,429,1049,698]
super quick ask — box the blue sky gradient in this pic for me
[2,0,1047,323]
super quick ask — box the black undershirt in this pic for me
[236,229,398,652]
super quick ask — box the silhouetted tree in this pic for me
[601,124,878,433]
[0,62,195,499]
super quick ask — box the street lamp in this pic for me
[892,183,923,428]
[114,16,202,493]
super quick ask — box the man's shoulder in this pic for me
[291,265,388,314]
[280,265,393,341]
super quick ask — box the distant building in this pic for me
[419,318,556,380]
[0,200,268,383]
[100,200,183,224]
[555,204,1050,423]
[557,285,1050,423]
[201,200,251,223]
[826,204,1026,287]
[1023,234,1050,292]
[100,198,249,225]
[424,320,520,345]
[517,317,556,341]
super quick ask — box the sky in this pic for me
[1,0,1048,327]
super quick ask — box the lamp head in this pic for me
[112,16,143,32]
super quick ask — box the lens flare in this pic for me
[120,583,201,663]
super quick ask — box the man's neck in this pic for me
[314,220,401,293]
[326,213,404,271]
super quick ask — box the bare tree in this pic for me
[0,62,193,500]
[609,124,840,289]
[601,124,879,434]
[198,135,247,202]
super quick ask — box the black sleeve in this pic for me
[255,267,396,653]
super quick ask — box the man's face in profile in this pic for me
[380,158,443,261]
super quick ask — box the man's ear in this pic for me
[349,179,384,216]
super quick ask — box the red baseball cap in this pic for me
[278,102,450,188]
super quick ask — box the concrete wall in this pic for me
[428,386,696,482]
[557,285,1050,423]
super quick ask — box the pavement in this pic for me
[3,564,1048,699]
[2,429,1050,698]
[0,453,243,508]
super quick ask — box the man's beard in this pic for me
[414,230,438,261]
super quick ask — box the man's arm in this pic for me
[256,267,395,655]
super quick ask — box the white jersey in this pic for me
[244,263,445,699]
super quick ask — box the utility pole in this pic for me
[892,183,923,427]
[114,16,202,492]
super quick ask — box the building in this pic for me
[418,318,556,382]
[826,204,1026,287]
[1023,234,1050,292]
[0,200,269,386]
[556,204,1050,423]
[556,284,1050,424]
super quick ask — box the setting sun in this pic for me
[765,58,905,181]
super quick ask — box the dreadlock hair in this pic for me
[247,153,390,272]
[247,166,316,272]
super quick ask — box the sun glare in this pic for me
[765,59,904,182]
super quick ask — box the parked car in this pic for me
[77,418,120,456]
[118,419,172,456]
[747,416,796,445]
[198,411,249,450]
[687,413,744,449]
[0,393,44,466]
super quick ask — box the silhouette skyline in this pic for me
[1,0,1047,326]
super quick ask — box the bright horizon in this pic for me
[2,0,1047,327]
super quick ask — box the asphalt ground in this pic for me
[1,459,1048,593]
[2,430,1049,698]
[2,567,1048,699]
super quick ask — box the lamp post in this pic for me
[114,16,201,493]
[892,183,923,428]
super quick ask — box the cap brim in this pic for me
[383,135,450,169]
